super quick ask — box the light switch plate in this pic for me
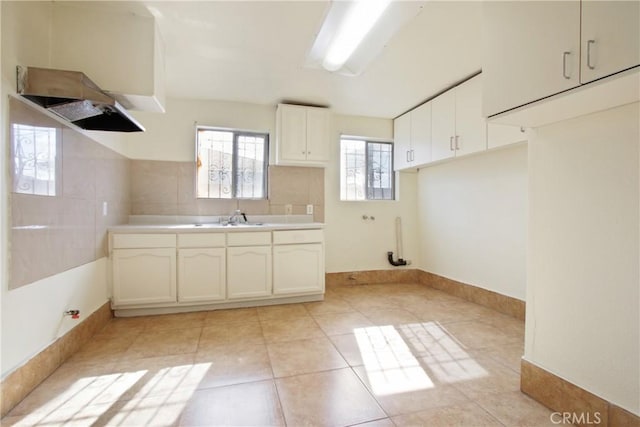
[306,204,313,215]
[285,204,293,215]
[102,201,108,216]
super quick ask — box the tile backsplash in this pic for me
[9,98,131,289]
[130,160,324,222]
[8,98,324,290]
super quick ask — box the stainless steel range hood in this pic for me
[16,66,145,132]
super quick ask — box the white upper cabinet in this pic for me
[393,112,412,170]
[483,1,640,118]
[580,1,640,84]
[411,102,432,165]
[483,1,581,117]
[393,102,432,171]
[454,76,487,157]
[431,89,457,162]
[276,104,330,167]
[432,75,486,162]
[305,107,331,163]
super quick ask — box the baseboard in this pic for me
[325,269,420,286]
[521,359,640,427]
[325,269,524,321]
[417,270,525,320]
[0,301,113,417]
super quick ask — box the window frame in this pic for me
[339,136,396,202]
[195,125,269,200]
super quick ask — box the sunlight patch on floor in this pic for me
[13,362,211,426]
[355,322,489,396]
[355,325,434,396]
[398,322,488,384]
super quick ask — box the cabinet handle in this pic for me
[406,151,410,162]
[449,136,454,151]
[562,51,571,79]
[455,135,460,150]
[411,150,415,161]
[587,39,596,70]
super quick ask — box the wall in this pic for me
[324,114,419,273]
[0,1,129,377]
[416,145,528,300]
[526,102,639,415]
[126,99,420,273]
[127,98,276,162]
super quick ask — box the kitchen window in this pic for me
[196,127,268,199]
[340,137,394,201]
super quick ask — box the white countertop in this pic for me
[108,222,324,233]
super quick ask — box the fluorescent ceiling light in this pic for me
[322,0,392,72]
[305,0,426,76]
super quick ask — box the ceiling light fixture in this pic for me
[322,0,392,72]
[305,0,425,76]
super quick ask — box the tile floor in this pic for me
[3,283,560,427]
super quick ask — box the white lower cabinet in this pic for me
[112,248,177,305]
[178,248,226,303]
[226,246,272,299]
[110,228,324,311]
[273,244,324,295]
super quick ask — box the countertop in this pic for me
[108,222,325,233]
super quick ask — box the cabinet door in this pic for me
[273,244,324,295]
[482,1,580,116]
[411,102,432,165]
[431,89,456,162]
[178,248,226,303]
[227,246,272,299]
[393,112,412,170]
[112,248,176,305]
[487,123,527,149]
[581,1,640,84]
[306,108,330,162]
[455,76,486,156]
[277,105,307,162]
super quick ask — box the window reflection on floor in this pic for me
[14,363,211,427]
[355,322,488,396]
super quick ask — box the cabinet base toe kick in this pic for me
[112,293,324,317]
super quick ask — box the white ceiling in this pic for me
[141,0,483,119]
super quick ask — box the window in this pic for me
[340,137,394,201]
[12,123,59,196]
[196,127,268,199]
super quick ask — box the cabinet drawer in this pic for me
[112,233,176,249]
[226,231,271,246]
[273,229,323,245]
[178,233,226,248]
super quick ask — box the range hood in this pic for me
[16,66,145,132]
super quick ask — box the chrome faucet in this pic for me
[228,209,245,225]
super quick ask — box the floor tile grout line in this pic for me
[348,365,391,421]
[469,400,509,427]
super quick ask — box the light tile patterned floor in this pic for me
[2,283,559,427]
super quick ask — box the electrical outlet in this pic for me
[306,204,313,215]
[285,204,293,215]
